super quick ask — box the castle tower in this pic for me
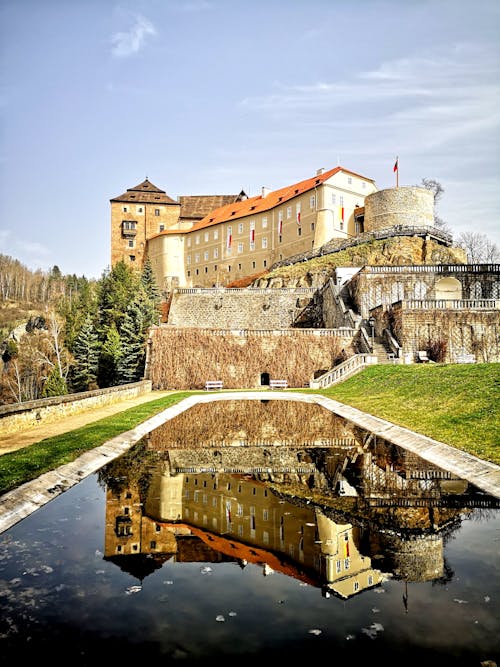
[363,186,434,232]
[110,179,181,271]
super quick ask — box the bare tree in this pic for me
[456,231,500,263]
[420,178,451,233]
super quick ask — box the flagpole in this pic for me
[394,156,399,188]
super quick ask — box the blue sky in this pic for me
[1,0,499,279]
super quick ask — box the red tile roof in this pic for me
[190,166,374,230]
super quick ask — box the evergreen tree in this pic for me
[116,296,148,384]
[71,313,100,391]
[98,322,122,387]
[97,260,141,333]
[42,366,68,397]
[141,257,161,306]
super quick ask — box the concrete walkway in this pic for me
[1,390,499,535]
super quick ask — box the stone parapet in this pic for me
[0,380,152,435]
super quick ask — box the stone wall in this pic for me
[0,380,152,435]
[167,287,324,329]
[147,328,355,390]
[388,304,500,362]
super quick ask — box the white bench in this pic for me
[205,380,223,390]
[456,354,475,364]
[269,379,288,390]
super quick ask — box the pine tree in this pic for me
[42,366,68,397]
[116,298,147,384]
[71,313,100,391]
[98,323,122,387]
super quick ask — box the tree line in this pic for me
[0,257,161,404]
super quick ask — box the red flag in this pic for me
[393,157,398,172]
[277,218,282,235]
[226,231,232,249]
[250,228,255,243]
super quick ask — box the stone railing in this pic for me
[0,380,152,435]
[364,264,500,275]
[309,353,377,389]
[174,287,317,295]
[162,327,357,338]
[399,299,500,310]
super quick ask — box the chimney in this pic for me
[261,186,270,198]
[316,168,325,175]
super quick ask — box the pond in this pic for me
[1,399,499,665]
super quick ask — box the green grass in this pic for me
[310,363,500,465]
[0,364,499,496]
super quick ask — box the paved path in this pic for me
[0,390,175,455]
[1,391,499,535]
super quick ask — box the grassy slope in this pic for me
[316,363,500,464]
[0,365,498,496]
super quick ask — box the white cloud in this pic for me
[110,14,156,58]
[0,230,51,270]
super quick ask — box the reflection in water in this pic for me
[99,400,499,597]
[1,399,499,663]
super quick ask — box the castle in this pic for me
[111,167,500,386]
[111,165,446,291]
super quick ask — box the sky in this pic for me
[0,0,499,279]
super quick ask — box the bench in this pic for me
[205,380,223,390]
[417,351,430,363]
[269,379,288,390]
[456,354,475,364]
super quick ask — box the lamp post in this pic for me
[368,316,375,351]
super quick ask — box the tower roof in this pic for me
[110,178,178,205]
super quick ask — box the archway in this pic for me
[435,277,462,300]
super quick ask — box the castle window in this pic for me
[196,269,199,275]
[213,247,218,259]
[154,209,160,216]
[204,232,209,242]
[128,239,134,248]
[137,206,143,214]
[263,260,267,267]
[262,237,268,249]
[297,227,302,236]
[122,206,128,213]
[262,216,268,228]
[187,238,191,248]
[286,206,292,219]
[204,251,209,261]
[252,261,256,269]
[362,182,366,188]
[332,193,336,205]
[129,255,135,262]
[159,224,164,232]
[238,223,243,234]
[187,255,191,265]
[311,222,315,230]
[195,235,200,245]
[347,176,352,184]
[238,263,242,270]
[195,253,200,263]
[213,230,219,241]
[205,267,208,273]
[310,195,315,209]
[237,242,244,254]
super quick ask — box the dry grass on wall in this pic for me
[149,328,343,390]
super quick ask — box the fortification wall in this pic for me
[167,287,323,329]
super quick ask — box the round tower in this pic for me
[363,186,434,232]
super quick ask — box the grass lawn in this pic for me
[0,364,498,496]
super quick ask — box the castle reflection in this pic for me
[98,400,499,598]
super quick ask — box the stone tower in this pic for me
[110,179,180,271]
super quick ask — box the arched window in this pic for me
[435,277,462,300]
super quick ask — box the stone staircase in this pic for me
[371,337,397,364]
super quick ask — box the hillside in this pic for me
[252,236,466,287]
